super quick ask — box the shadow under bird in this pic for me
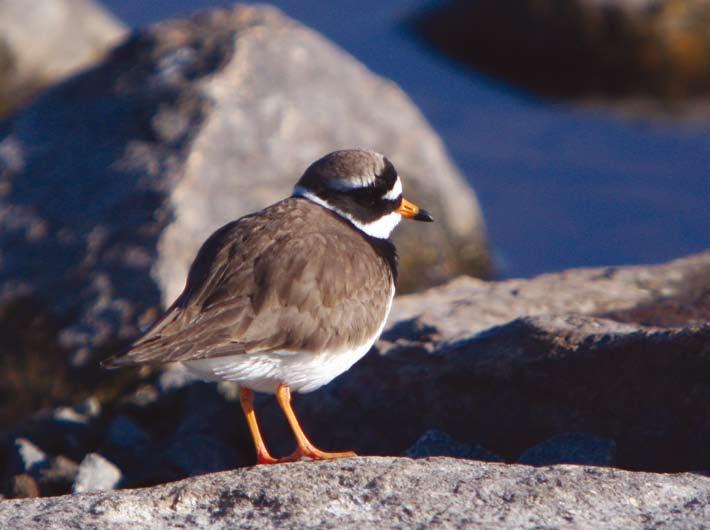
[103,149,433,464]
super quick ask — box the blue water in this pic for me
[100,0,710,278]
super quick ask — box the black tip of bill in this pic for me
[414,209,434,222]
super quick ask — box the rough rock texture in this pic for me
[0,5,489,380]
[2,253,708,499]
[416,0,710,108]
[1,457,708,529]
[283,253,710,472]
[0,0,127,118]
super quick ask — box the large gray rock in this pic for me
[256,252,710,470]
[0,5,489,375]
[286,254,710,470]
[0,0,127,118]
[4,253,707,499]
[1,457,708,529]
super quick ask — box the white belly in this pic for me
[183,288,394,394]
[183,343,369,394]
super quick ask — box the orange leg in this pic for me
[239,387,277,465]
[275,383,356,462]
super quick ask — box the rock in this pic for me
[4,439,78,497]
[12,438,47,473]
[518,433,616,466]
[53,397,101,425]
[12,399,103,463]
[256,253,710,472]
[165,435,240,477]
[105,416,150,451]
[0,295,78,428]
[2,438,44,497]
[405,430,501,461]
[73,453,122,493]
[95,382,248,489]
[0,5,489,380]
[36,456,79,497]
[2,253,708,499]
[416,0,710,111]
[120,384,160,409]
[388,251,710,337]
[0,0,127,118]
[2,457,709,529]
[163,383,245,475]
[8,474,39,499]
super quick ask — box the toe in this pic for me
[256,453,279,465]
[303,448,357,460]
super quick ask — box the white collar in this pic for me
[292,186,402,239]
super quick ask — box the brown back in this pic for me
[104,197,396,366]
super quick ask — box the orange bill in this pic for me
[396,198,433,222]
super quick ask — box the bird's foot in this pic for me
[256,451,279,465]
[277,446,357,463]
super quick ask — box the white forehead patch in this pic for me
[382,177,402,201]
[329,174,401,203]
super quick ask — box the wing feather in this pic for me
[102,199,394,368]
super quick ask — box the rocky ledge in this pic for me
[2,457,708,529]
[2,252,709,501]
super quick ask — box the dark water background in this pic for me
[100,0,709,278]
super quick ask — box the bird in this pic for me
[102,149,433,464]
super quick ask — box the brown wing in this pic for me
[103,199,394,367]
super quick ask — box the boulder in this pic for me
[2,253,708,498]
[0,5,489,385]
[416,0,710,108]
[1,457,708,529]
[0,0,127,118]
[280,253,710,472]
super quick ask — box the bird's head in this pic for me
[293,149,433,239]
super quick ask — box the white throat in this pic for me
[293,186,402,239]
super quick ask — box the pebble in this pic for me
[73,453,122,493]
[53,397,101,424]
[11,474,39,498]
[14,438,47,472]
[38,456,79,496]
